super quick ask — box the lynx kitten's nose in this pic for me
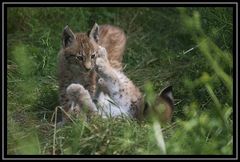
[84,61,91,70]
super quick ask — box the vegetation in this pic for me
[7,7,233,155]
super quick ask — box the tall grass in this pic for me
[7,7,233,155]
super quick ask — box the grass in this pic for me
[6,7,233,155]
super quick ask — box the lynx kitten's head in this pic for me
[62,23,100,72]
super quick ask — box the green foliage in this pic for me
[7,7,233,155]
[163,8,233,154]
[52,116,159,155]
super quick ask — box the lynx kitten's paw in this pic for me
[96,57,107,72]
[66,83,86,99]
[97,46,108,61]
[66,84,84,112]
[95,46,110,74]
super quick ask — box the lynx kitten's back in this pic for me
[98,25,127,70]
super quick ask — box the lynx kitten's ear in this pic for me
[88,23,99,43]
[159,86,174,104]
[158,86,174,123]
[62,25,76,48]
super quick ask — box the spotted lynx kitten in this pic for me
[66,46,174,122]
[57,23,126,121]
[58,23,174,123]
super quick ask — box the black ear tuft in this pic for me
[159,86,174,107]
[88,22,99,43]
[62,25,76,48]
[160,86,172,96]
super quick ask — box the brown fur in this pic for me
[157,97,173,123]
[143,86,174,123]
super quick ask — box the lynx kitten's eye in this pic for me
[76,56,83,61]
[91,54,95,59]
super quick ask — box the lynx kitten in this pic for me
[57,23,126,121]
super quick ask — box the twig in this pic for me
[52,107,58,155]
[58,106,76,124]
[183,44,201,55]
[50,109,56,123]
[128,11,140,33]
[182,24,227,55]
[174,99,183,106]
[153,121,166,154]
